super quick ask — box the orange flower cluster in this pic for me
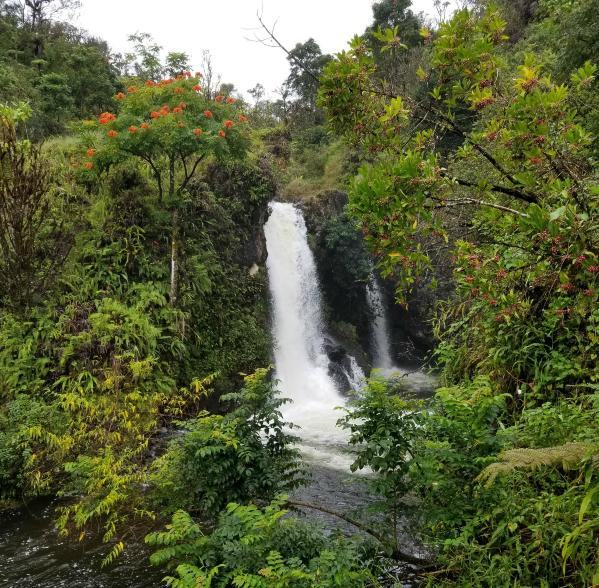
[127,86,138,93]
[224,120,234,129]
[192,84,202,92]
[204,111,213,118]
[115,92,126,101]
[141,122,150,129]
[146,80,156,87]
[173,106,183,114]
[86,148,96,157]
[215,95,225,103]
[218,130,226,138]
[238,114,248,123]
[226,97,236,104]
[193,128,203,136]
[150,105,171,119]
[99,112,116,125]
[107,130,118,138]
[84,162,93,170]
[174,87,184,94]
[128,126,138,133]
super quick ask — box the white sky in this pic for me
[74,1,440,98]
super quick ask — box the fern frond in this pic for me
[477,442,598,486]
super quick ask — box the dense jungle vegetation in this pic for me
[0,0,598,586]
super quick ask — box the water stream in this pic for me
[367,274,395,370]
[0,499,162,587]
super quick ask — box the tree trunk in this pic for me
[168,156,178,306]
[170,209,179,306]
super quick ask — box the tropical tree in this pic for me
[165,51,191,78]
[78,73,250,304]
[0,103,70,309]
[285,39,331,130]
[367,0,421,46]
[14,0,80,30]
[320,8,598,320]
[318,7,599,582]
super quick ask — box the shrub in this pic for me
[146,496,379,587]
[150,369,306,518]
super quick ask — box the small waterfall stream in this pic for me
[367,274,395,370]
[366,272,436,394]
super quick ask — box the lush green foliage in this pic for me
[150,369,305,517]
[0,2,118,135]
[0,71,274,558]
[340,375,423,554]
[344,376,599,586]
[319,2,599,585]
[146,496,378,587]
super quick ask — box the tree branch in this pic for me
[434,195,529,218]
[178,154,205,194]
[287,499,435,568]
[449,178,531,214]
[253,10,321,84]
[433,110,538,204]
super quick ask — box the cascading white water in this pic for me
[264,202,352,467]
[366,273,437,393]
[366,274,395,370]
[342,355,366,393]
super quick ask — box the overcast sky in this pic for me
[74,1,440,98]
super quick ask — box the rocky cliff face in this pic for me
[301,191,373,370]
[206,157,277,268]
[300,190,445,367]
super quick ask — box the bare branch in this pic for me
[434,195,529,218]
[178,154,206,194]
[287,499,435,568]
[254,10,321,84]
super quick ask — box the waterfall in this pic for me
[366,274,395,370]
[342,355,366,393]
[366,274,438,393]
[264,202,351,466]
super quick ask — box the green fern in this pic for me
[477,443,598,486]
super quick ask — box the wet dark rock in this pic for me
[323,337,361,394]
[324,339,346,363]
[300,189,349,235]
[300,190,444,363]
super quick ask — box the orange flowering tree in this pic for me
[77,73,250,304]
